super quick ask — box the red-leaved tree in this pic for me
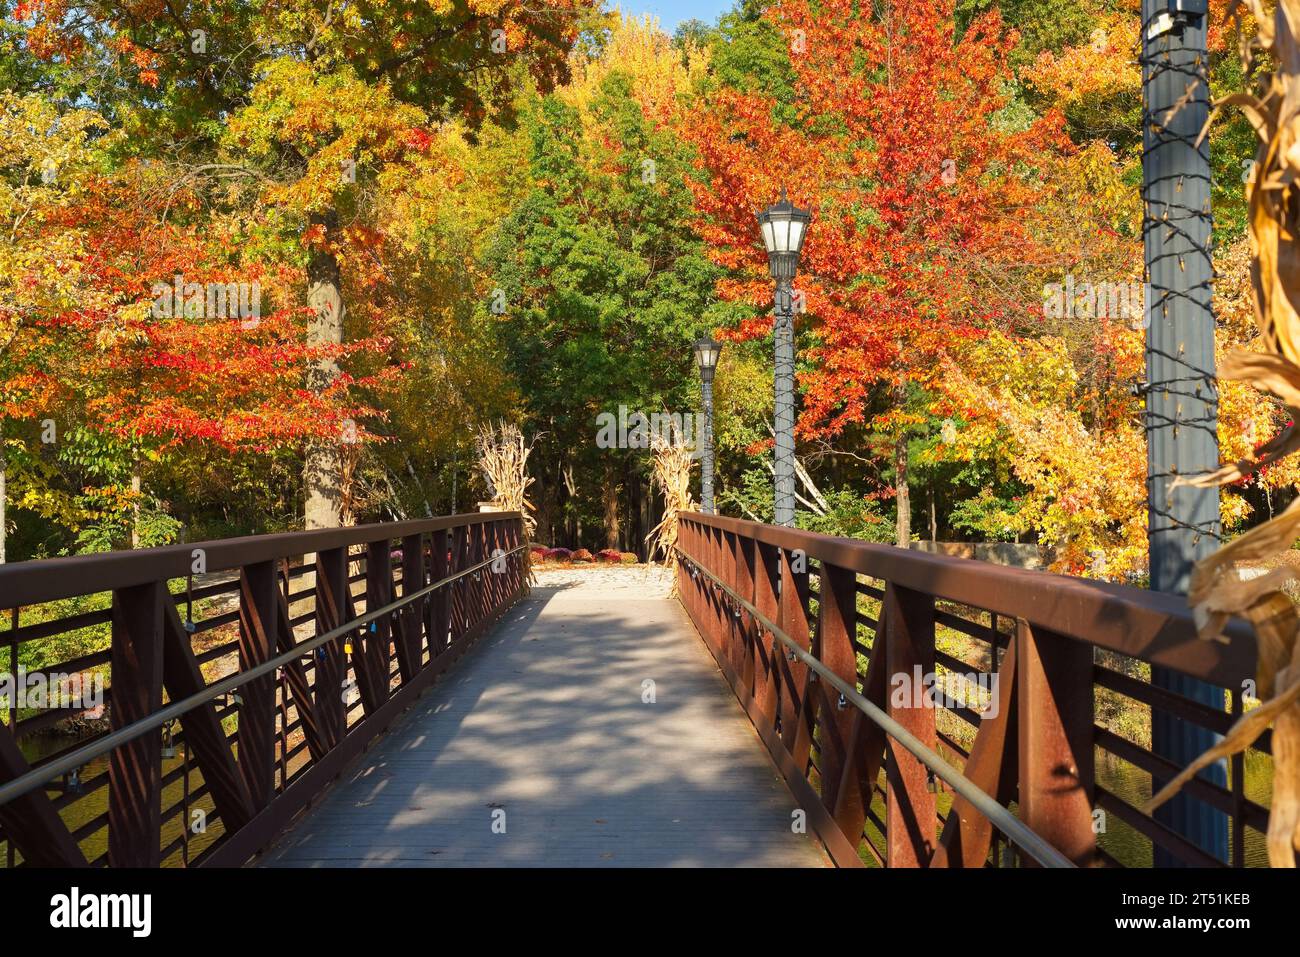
[685,0,1070,542]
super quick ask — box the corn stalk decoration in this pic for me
[1143,0,1300,867]
[476,422,538,584]
[645,429,697,592]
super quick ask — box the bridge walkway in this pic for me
[258,567,829,867]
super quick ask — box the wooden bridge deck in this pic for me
[257,567,829,868]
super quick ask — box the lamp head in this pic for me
[693,337,722,379]
[756,187,811,280]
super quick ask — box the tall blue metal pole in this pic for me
[701,372,716,514]
[773,279,796,527]
[1141,0,1228,865]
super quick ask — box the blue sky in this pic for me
[614,0,736,34]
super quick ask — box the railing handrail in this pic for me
[0,511,522,608]
[678,512,1254,688]
[0,541,530,811]
[674,543,1075,868]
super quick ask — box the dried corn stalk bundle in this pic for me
[1144,0,1300,866]
[645,428,697,592]
[475,422,538,586]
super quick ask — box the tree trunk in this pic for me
[562,462,578,546]
[603,461,621,551]
[404,455,434,518]
[130,471,142,549]
[895,433,910,548]
[534,451,556,546]
[304,208,345,530]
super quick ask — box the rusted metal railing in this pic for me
[0,512,527,867]
[675,512,1266,868]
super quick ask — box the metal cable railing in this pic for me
[675,545,1075,869]
[0,542,529,810]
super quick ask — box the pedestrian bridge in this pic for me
[0,512,1268,868]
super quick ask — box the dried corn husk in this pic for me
[645,428,696,594]
[476,422,539,586]
[1144,0,1300,867]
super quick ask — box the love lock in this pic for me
[161,723,178,759]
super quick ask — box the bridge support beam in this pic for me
[884,582,936,867]
[238,561,278,811]
[314,547,348,750]
[162,602,255,831]
[931,640,1018,868]
[108,581,164,867]
[1016,620,1096,866]
[778,548,811,765]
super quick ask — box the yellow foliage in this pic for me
[0,92,108,352]
[1026,10,1142,108]
[227,59,426,215]
[943,331,1148,578]
[562,11,708,123]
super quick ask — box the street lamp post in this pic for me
[1141,0,1227,864]
[756,189,811,528]
[693,337,722,514]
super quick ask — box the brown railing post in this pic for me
[487,521,503,611]
[363,540,394,710]
[509,519,525,599]
[469,522,485,629]
[685,520,701,626]
[778,548,811,762]
[884,582,936,867]
[108,581,164,867]
[817,563,863,839]
[432,529,450,656]
[931,640,1019,868]
[676,519,691,600]
[237,561,278,811]
[754,540,781,725]
[499,520,514,601]
[1016,619,1096,866]
[700,525,719,655]
[733,530,757,702]
[398,533,424,683]
[451,524,468,641]
[314,546,348,749]
[274,568,326,764]
[720,529,741,677]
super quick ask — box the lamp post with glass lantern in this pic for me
[756,188,811,527]
[693,337,722,514]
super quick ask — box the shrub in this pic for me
[619,552,638,565]
[597,548,622,563]
[571,548,594,563]
[545,547,572,562]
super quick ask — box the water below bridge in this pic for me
[257,566,829,867]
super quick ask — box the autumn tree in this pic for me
[16,0,599,529]
[686,0,1068,545]
[484,34,718,547]
[0,90,104,559]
